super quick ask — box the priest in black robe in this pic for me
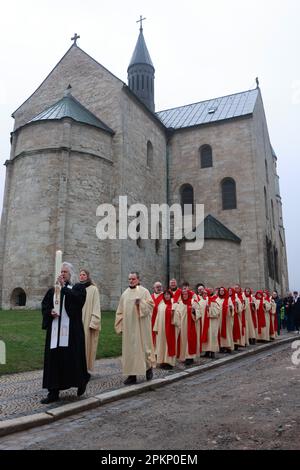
[41,262,90,404]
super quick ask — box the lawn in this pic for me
[0,310,121,375]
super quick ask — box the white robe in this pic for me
[153,302,180,366]
[115,286,155,376]
[82,284,101,371]
[218,297,234,351]
[200,299,221,353]
[244,295,257,340]
[176,300,201,361]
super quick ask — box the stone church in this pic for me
[0,25,289,310]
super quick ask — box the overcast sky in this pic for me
[0,0,299,290]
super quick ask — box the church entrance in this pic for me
[10,288,27,308]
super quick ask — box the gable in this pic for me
[12,45,124,131]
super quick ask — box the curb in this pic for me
[0,334,296,438]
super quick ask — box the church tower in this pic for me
[127,18,155,112]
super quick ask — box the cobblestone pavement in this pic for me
[0,332,296,422]
[0,339,299,450]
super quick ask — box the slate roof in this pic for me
[156,89,259,130]
[128,29,154,69]
[177,214,241,245]
[28,90,114,134]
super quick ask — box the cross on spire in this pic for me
[136,15,146,32]
[71,33,80,45]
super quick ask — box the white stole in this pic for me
[50,285,71,349]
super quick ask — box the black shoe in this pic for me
[184,359,194,366]
[40,392,59,404]
[123,375,137,385]
[234,345,239,351]
[204,352,210,358]
[77,373,91,397]
[163,364,173,370]
[210,352,216,359]
[146,368,153,381]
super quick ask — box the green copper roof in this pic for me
[128,29,154,70]
[177,214,241,245]
[28,89,114,134]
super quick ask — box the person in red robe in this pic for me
[153,290,180,369]
[151,281,164,348]
[176,289,200,365]
[169,278,182,303]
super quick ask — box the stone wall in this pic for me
[168,115,261,290]
[180,239,242,289]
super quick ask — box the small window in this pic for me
[264,187,269,219]
[265,159,269,184]
[142,75,144,90]
[271,200,275,228]
[200,145,213,168]
[180,184,194,215]
[137,75,139,91]
[147,141,153,168]
[221,178,237,210]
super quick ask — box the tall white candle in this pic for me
[55,250,63,283]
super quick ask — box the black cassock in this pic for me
[41,283,89,391]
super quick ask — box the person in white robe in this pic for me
[153,290,180,369]
[244,287,257,344]
[79,269,101,373]
[200,289,221,358]
[115,272,155,385]
[217,287,234,352]
[176,290,201,365]
[255,291,271,341]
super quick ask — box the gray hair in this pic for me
[62,262,78,286]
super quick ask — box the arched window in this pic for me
[264,187,269,219]
[10,288,26,307]
[155,222,161,254]
[147,141,153,168]
[221,178,237,210]
[265,159,269,184]
[274,246,279,282]
[200,145,213,168]
[180,184,194,215]
[271,200,275,228]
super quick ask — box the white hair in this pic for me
[62,262,78,286]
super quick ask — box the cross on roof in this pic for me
[71,33,80,45]
[136,15,146,31]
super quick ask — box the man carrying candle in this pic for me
[41,261,90,403]
[115,272,155,385]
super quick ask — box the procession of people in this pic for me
[40,259,298,402]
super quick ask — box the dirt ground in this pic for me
[0,341,299,450]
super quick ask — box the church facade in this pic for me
[0,27,289,309]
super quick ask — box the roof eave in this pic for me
[12,116,115,136]
[163,113,254,133]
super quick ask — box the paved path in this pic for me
[0,339,299,450]
[0,332,297,422]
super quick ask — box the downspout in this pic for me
[166,130,173,285]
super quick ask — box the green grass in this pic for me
[0,310,121,375]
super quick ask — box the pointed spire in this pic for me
[128,19,154,69]
[127,18,155,112]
